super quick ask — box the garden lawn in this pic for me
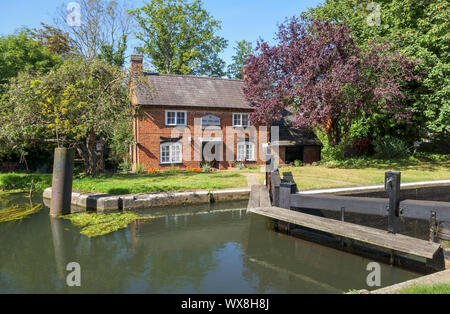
[279,159,450,191]
[397,283,450,294]
[71,171,249,195]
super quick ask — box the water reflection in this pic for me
[0,195,420,294]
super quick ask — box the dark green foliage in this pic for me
[373,136,411,159]
[227,40,252,79]
[0,174,52,192]
[130,0,228,77]
[99,35,127,67]
[0,29,61,90]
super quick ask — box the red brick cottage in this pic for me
[130,55,322,171]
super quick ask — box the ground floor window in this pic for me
[160,142,182,164]
[237,142,256,161]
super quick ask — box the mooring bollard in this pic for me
[50,148,74,216]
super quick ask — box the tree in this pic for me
[32,23,75,57]
[0,29,60,90]
[227,40,252,79]
[0,58,144,175]
[243,17,420,146]
[55,0,133,61]
[304,0,450,138]
[98,34,127,67]
[129,0,228,77]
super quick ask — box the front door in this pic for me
[201,142,220,169]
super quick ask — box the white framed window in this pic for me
[233,113,250,127]
[237,142,256,161]
[165,110,187,126]
[160,142,182,164]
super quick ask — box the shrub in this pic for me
[169,164,180,174]
[201,163,212,173]
[234,162,245,170]
[373,136,411,159]
[134,163,147,174]
[0,174,52,191]
[118,156,132,174]
[315,129,345,161]
[294,160,303,167]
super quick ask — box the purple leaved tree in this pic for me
[243,17,420,147]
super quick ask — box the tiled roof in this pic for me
[135,73,252,110]
[273,107,323,146]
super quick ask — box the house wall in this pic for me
[133,105,269,171]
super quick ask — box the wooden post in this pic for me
[50,148,74,216]
[265,154,273,190]
[270,169,281,207]
[277,182,297,234]
[385,171,401,234]
[429,211,438,243]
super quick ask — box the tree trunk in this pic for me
[76,130,102,176]
[324,117,341,147]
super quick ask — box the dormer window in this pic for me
[233,113,250,127]
[166,110,187,126]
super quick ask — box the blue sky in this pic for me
[0,0,323,66]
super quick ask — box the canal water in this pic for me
[0,191,420,294]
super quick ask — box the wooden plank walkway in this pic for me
[248,206,441,259]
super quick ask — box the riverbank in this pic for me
[2,158,449,194]
[43,187,251,212]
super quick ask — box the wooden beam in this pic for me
[400,200,450,222]
[248,206,441,259]
[290,194,389,216]
[289,194,450,222]
[248,185,271,210]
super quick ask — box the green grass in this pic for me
[2,157,449,195]
[71,171,249,195]
[0,171,249,195]
[397,283,450,294]
[280,159,450,191]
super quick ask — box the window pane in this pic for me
[172,144,181,163]
[237,144,245,161]
[167,112,176,125]
[246,144,254,160]
[242,114,249,127]
[177,112,186,125]
[161,146,170,163]
[234,114,241,126]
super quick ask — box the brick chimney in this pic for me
[130,55,143,72]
